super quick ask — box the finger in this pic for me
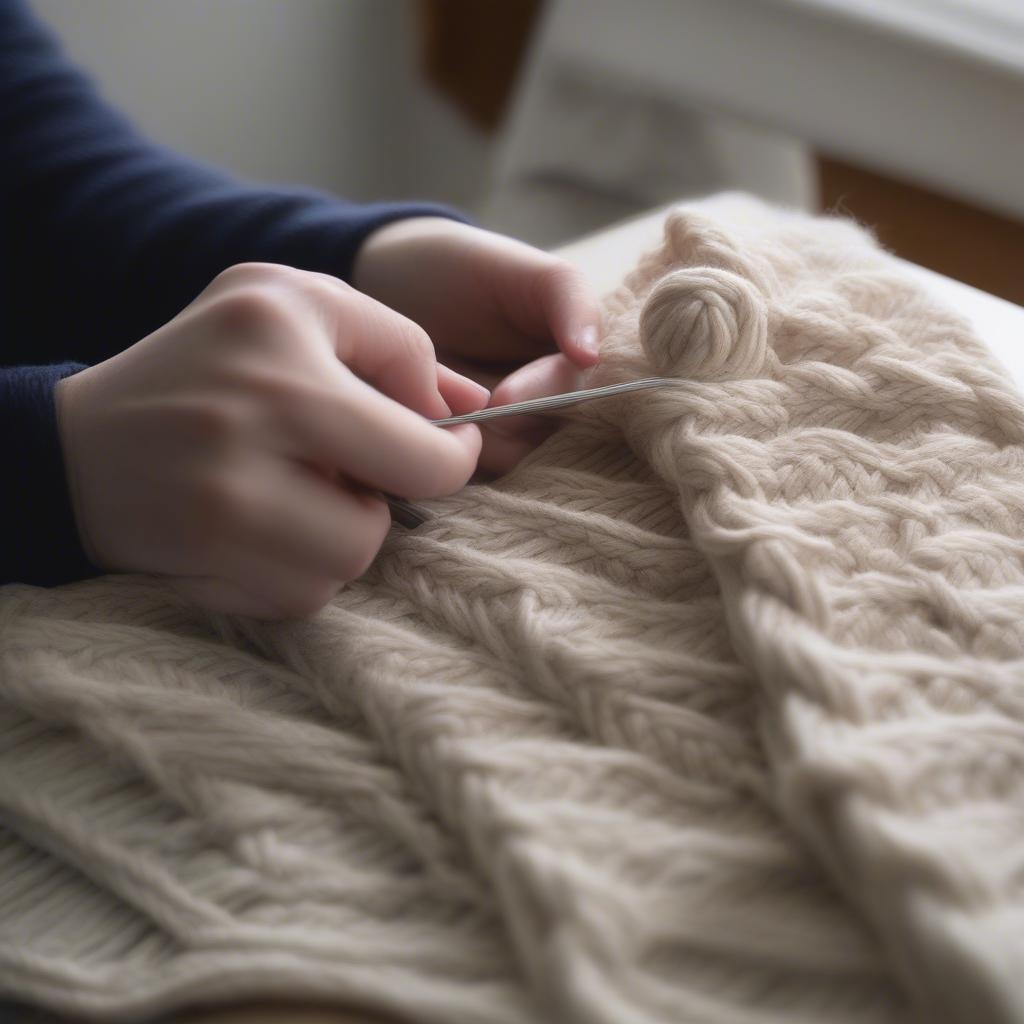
[285,369,482,499]
[319,287,453,420]
[171,555,340,620]
[232,463,392,582]
[470,352,581,474]
[190,543,345,620]
[199,264,453,420]
[492,352,586,404]
[478,421,557,476]
[483,353,585,439]
[528,260,603,368]
[435,354,507,392]
[437,363,491,416]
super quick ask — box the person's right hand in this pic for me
[55,263,485,619]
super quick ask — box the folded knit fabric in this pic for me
[3,201,1024,1024]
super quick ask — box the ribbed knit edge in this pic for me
[0,361,98,586]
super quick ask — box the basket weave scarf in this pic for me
[3,203,1024,1024]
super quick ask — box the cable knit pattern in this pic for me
[3,201,1023,1024]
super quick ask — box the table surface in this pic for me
[31,194,1024,1024]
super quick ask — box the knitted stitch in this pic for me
[3,200,1023,1023]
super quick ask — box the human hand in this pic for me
[353,217,603,473]
[55,263,485,618]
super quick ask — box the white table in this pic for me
[558,194,1024,395]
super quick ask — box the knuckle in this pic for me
[393,324,434,365]
[209,264,252,291]
[307,274,353,305]
[209,287,294,338]
[213,262,296,289]
[309,270,354,296]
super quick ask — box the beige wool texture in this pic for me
[3,203,1024,1024]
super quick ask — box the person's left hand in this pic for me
[353,217,602,474]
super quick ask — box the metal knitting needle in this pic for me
[384,496,430,529]
[430,376,678,427]
[385,377,678,528]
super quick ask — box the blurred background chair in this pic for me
[33,0,1024,301]
[482,0,1024,299]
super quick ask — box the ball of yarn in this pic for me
[639,266,769,380]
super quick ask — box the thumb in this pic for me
[534,260,603,369]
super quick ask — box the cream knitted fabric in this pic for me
[3,201,1024,1024]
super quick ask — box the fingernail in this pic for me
[455,371,490,402]
[577,325,600,359]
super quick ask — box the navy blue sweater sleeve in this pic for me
[0,0,467,586]
[1,363,94,586]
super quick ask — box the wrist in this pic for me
[353,216,465,297]
[54,369,103,570]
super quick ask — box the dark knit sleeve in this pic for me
[0,0,468,366]
[0,0,469,586]
[0,363,95,586]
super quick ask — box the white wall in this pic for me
[31,0,492,210]
[30,1,812,248]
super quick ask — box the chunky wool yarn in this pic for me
[3,200,1024,1024]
